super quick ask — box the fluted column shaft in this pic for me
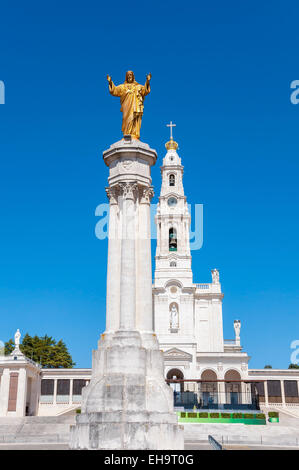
[119,183,137,330]
[105,188,120,332]
[137,187,154,331]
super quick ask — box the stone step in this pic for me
[0,415,75,444]
[0,424,71,434]
[0,415,75,425]
[0,434,69,444]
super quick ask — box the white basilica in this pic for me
[1,132,299,417]
[153,133,251,407]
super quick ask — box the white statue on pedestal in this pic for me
[234,320,241,345]
[211,268,220,284]
[170,304,179,329]
[14,329,21,350]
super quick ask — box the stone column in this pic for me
[217,380,226,405]
[240,381,247,405]
[53,379,57,405]
[70,379,73,405]
[16,368,27,417]
[176,220,181,253]
[245,382,252,405]
[264,380,269,407]
[137,187,154,332]
[119,183,137,330]
[156,220,161,255]
[280,380,286,407]
[30,374,41,416]
[162,221,168,253]
[105,187,121,333]
[0,368,10,416]
[70,138,184,450]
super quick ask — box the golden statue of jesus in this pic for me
[107,71,151,140]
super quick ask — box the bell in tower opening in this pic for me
[169,227,177,251]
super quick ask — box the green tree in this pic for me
[288,363,299,369]
[264,365,272,369]
[5,333,75,368]
[5,339,14,355]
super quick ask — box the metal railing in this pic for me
[172,390,260,410]
[208,435,224,450]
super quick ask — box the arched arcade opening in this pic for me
[199,369,218,408]
[224,369,242,405]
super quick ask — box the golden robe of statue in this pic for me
[107,71,151,140]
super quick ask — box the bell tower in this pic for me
[154,123,193,287]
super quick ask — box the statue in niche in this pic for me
[170,304,179,329]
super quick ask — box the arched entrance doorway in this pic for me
[167,368,184,391]
[166,369,184,406]
[199,370,218,408]
[225,370,242,406]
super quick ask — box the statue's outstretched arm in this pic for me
[144,73,152,95]
[107,75,122,97]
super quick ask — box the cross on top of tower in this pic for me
[165,121,178,151]
[166,121,176,140]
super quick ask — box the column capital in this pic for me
[105,186,119,205]
[119,182,138,200]
[140,186,154,204]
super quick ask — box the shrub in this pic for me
[255,413,266,419]
[76,408,81,414]
[187,412,197,418]
[221,413,231,419]
[243,413,254,419]
[180,412,186,418]
[268,412,279,418]
[233,413,243,419]
[210,413,220,418]
[198,412,208,418]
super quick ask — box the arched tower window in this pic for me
[169,174,175,186]
[169,227,177,251]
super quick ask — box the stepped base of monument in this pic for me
[70,330,184,449]
[69,411,184,449]
[0,415,75,444]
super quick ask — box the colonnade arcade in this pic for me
[166,368,270,410]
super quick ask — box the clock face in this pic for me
[168,197,177,207]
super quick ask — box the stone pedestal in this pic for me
[70,137,184,449]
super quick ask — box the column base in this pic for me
[69,329,184,449]
[70,411,184,450]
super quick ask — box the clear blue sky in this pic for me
[0,1,298,369]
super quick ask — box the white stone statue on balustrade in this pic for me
[211,268,220,284]
[14,329,21,350]
[11,328,24,357]
[234,320,241,345]
[170,304,179,329]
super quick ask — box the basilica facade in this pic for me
[153,135,250,406]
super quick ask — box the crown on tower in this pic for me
[165,137,178,151]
